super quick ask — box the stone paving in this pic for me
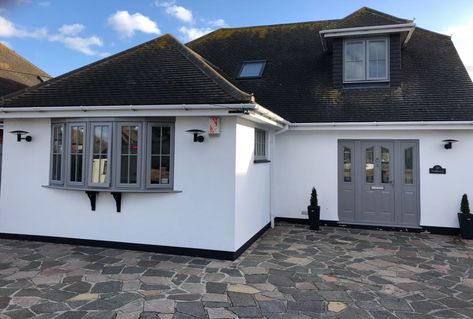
[1,223,473,318]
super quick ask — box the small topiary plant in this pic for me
[310,187,318,207]
[461,194,470,214]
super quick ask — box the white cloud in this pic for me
[58,23,85,36]
[0,15,47,38]
[156,1,193,23]
[443,21,473,80]
[107,11,161,38]
[208,18,227,28]
[49,33,105,56]
[179,26,213,41]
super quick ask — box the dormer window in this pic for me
[238,60,266,79]
[344,38,389,83]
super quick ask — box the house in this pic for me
[0,43,51,184]
[0,8,472,260]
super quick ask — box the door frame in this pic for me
[337,139,421,228]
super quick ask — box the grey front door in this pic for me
[338,140,420,227]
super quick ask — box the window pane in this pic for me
[239,62,265,78]
[91,125,110,185]
[160,156,170,184]
[346,42,364,61]
[69,125,84,183]
[343,147,352,183]
[150,156,160,184]
[150,125,172,185]
[120,125,139,185]
[254,129,267,159]
[365,146,374,183]
[405,147,413,184]
[381,147,390,184]
[346,61,364,80]
[162,127,170,154]
[368,40,387,79]
[52,125,63,182]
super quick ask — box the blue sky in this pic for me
[1,0,472,78]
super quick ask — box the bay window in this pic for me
[344,38,389,83]
[50,118,174,191]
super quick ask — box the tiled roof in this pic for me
[0,43,51,96]
[188,7,473,122]
[0,34,252,107]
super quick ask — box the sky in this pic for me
[0,0,472,79]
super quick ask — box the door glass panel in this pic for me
[343,147,352,182]
[381,147,390,183]
[365,146,374,183]
[405,147,413,184]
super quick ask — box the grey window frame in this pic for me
[49,118,175,191]
[89,122,112,188]
[65,122,86,187]
[343,37,389,83]
[237,60,266,79]
[50,123,65,185]
[146,123,175,189]
[254,128,268,161]
[114,122,143,189]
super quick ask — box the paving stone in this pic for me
[55,311,88,319]
[227,284,259,294]
[65,281,92,293]
[205,282,227,294]
[378,298,412,311]
[83,311,117,319]
[228,292,256,306]
[31,301,70,313]
[144,299,175,313]
[3,308,36,319]
[176,301,205,318]
[328,301,347,313]
[206,307,237,319]
[102,266,124,275]
[287,300,324,313]
[258,300,286,313]
[91,281,122,293]
[229,306,262,317]
[143,270,174,277]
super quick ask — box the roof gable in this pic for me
[335,7,411,29]
[0,43,51,96]
[1,34,252,107]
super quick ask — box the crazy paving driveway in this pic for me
[1,223,473,319]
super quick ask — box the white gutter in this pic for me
[0,104,254,113]
[288,121,473,131]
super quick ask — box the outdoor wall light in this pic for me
[442,139,458,149]
[186,129,205,143]
[10,130,32,142]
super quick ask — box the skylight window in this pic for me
[238,61,266,79]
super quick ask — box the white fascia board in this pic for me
[320,23,416,36]
[288,121,473,131]
[322,27,413,38]
[0,103,257,119]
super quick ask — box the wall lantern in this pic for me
[442,139,458,149]
[186,129,205,143]
[10,130,32,142]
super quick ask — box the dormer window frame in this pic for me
[343,37,390,84]
[237,60,267,79]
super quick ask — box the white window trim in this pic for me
[343,37,390,83]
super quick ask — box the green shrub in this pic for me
[461,194,470,214]
[310,187,318,207]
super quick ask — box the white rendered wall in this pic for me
[273,129,473,228]
[234,119,271,249]
[0,117,237,251]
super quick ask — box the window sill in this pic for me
[42,185,182,193]
[253,159,271,164]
